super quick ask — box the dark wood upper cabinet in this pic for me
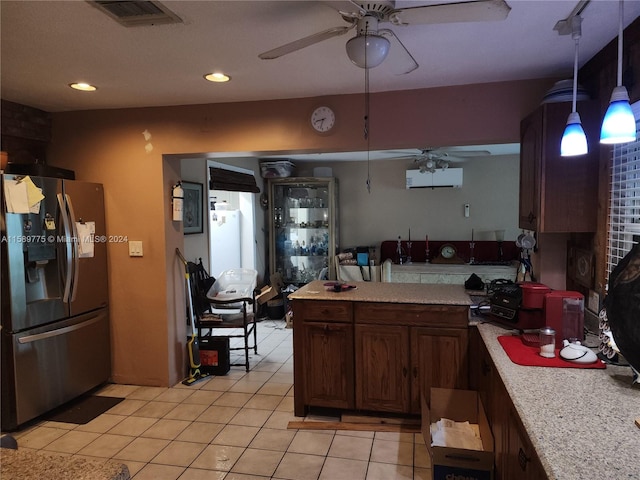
[519,100,600,233]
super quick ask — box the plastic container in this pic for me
[260,160,295,178]
[519,282,552,310]
[207,269,257,301]
[539,326,556,358]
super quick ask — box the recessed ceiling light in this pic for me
[69,82,97,91]
[204,72,230,83]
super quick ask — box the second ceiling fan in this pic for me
[259,0,511,74]
[389,147,492,172]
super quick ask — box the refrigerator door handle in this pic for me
[57,193,73,303]
[17,314,102,344]
[65,193,80,302]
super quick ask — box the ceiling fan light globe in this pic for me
[346,34,390,68]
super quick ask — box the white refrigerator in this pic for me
[209,209,241,278]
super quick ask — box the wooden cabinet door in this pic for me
[302,321,354,410]
[519,106,542,231]
[519,101,599,233]
[355,324,410,413]
[410,327,468,413]
[476,335,494,424]
[491,375,510,480]
[506,409,547,480]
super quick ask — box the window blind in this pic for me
[209,166,260,193]
[606,101,640,285]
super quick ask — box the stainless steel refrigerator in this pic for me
[1,173,110,430]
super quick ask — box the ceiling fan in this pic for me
[258,0,511,74]
[389,147,492,173]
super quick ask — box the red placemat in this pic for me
[497,335,606,369]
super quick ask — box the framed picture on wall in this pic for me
[182,181,203,234]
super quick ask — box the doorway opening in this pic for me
[207,161,257,279]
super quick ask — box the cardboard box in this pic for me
[422,388,494,480]
[256,273,284,305]
[256,285,277,305]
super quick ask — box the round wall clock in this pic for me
[310,106,336,134]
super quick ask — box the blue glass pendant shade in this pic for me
[561,112,588,156]
[601,86,637,144]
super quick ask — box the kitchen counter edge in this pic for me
[287,280,473,305]
[477,322,639,480]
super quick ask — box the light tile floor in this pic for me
[8,320,432,479]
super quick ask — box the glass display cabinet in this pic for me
[268,177,339,285]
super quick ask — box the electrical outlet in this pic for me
[128,240,143,257]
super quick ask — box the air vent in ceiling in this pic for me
[89,1,182,27]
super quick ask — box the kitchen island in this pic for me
[288,280,472,416]
[476,322,640,480]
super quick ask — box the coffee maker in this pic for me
[544,291,584,348]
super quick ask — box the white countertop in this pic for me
[388,262,517,274]
[477,322,640,480]
[386,262,518,286]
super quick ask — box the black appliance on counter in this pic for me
[487,280,548,331]
[488,280,521,322]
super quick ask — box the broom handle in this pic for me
[176,248,198,332]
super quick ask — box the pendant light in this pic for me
[561,15,588,156]
[600,0,636,144]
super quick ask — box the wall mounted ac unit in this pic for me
[405,168,463,189]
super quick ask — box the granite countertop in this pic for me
[0,448,130,480]
[477,322,640,480]
[288,280,473,306]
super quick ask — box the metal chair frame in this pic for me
[188,260,258,372]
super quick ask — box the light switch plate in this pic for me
[128,240,143,257]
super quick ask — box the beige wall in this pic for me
[295,154,520,251]
[47,79,553,387]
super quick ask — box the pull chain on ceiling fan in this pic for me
[365,32,372,193]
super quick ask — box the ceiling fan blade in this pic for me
[390,0,511,26]
[322,0,366,18]
[438,149,491,157]
[379,29,418,75]
[258,24,354,60]
[385,154,423,162]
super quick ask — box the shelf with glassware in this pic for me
[268,177,339,285]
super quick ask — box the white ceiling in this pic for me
[1,1,638,161]
[2,0,639,114]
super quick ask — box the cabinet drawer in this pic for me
[355,303,468,327]
[296,300,353,322]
